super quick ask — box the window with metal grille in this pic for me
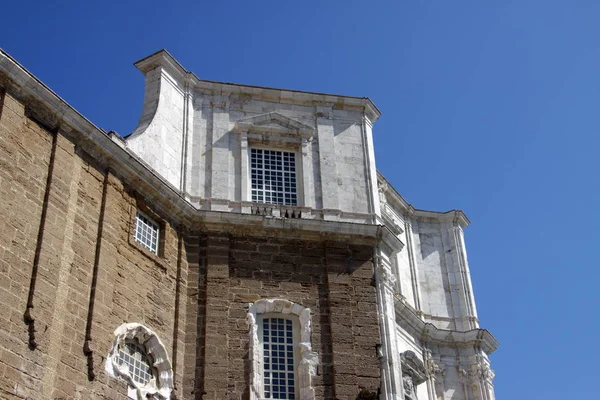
[262,317,296,399]
[134,211,159,254]
[251,148,297,206]
[116,342,153,385]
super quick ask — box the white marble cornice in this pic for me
[394,296,498,355]
[377,171,471,228]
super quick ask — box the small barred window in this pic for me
[134,211,159,254]
[116,342,153,385]
[251,148,297,206]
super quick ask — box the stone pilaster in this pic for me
[202,233,231,399]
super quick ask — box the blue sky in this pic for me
[4,1,599,398]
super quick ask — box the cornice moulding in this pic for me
[378,171,471,227]
[395,296,498,354]
[133,49,381,122]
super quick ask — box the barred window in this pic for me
[134,211,159,254]
[262,317,296,399]
[106,323,174,399]
[251,148,297,206]
[116,342,153,385]
[248,300,317,400]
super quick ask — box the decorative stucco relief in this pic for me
[247,299,318,400]
[105,323,173,400]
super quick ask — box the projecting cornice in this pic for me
[395,296,498,355]
[134,49,382,122]
[377,171,471,228]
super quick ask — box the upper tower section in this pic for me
[126,50,381,224]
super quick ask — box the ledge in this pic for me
[394,295,498,355]
[378,171,471,228]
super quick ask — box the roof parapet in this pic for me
[133,49,382,122]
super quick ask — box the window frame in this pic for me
[116,341,154,387]
[258,313,300,399]
[250,147,299,206]
[134,210,160,254]
[105,323,174,400]
[233,112,316,211]
[247,299,318,400]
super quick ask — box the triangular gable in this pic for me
[233,112,314,139]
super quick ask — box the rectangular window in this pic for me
[251,148,297,206]
[134,211,159,254]
[262,317,296,399]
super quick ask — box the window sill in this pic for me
[128,236,168,272]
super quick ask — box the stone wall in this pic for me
[0,89,185,399]
[181,231,382,400]
[0,88,383,400]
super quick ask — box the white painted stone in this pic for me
[127,51,380,223]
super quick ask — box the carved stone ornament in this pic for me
[458,360,495,385]
[424,350,445,380]
[105,323,173,400]
[403,374,414,395]
[247,299,318,400]
[400,351,427,399]
[376,259,397,288]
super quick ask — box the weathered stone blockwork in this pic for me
[0,89,382,400]
[0,89,186,399]
[182,233,381,400]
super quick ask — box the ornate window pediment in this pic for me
[400,351,427,400]
[234,112,314,140]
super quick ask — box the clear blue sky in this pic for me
[4,1,599,398]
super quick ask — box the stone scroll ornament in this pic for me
[105,323,173,400]
[247,299,319,400]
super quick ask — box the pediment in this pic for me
[233,112,314,139]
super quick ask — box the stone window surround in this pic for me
[233,112,315,210]
[105,323,174,400]
[247,299,318,400]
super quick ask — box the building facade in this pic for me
[0,49,497,400]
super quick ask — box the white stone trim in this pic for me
[234,112,315,139]
[105,323,173,400]
[247,299,318,400]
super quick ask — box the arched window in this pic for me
[105,323,173,399]
[247,299,318,400]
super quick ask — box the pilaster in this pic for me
[208,96,231,208]
[314,103,339,218]
[202,233,231,399]
[37,131,80,397]
[375,252,403,400]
